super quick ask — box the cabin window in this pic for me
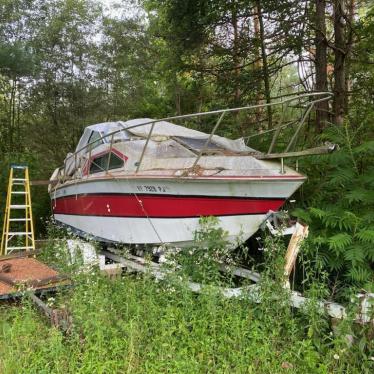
[88,131,104,151]
[90,152,124,174]
[174,136,224,152]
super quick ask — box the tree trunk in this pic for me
[253,5,264,126]
[232,5,241,107]
[255,0,272,129]
[315,0,329,131]
[9,79,17,151]
[333,0,346,126]
[345,0,355,113]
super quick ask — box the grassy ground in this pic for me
[0,235,372,373]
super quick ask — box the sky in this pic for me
[99,0,141,19]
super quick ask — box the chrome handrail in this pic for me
[60,91,333,181]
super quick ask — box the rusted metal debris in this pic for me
[0,252,70,298]
[255,143,338,159]
[28,292,72,333]
[0,256,69,297]
[0,263,12,273]
[0,252,72,332]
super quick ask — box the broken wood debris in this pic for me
[100,248,373,324]
[284,222,309,288]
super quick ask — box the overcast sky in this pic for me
[99,0,141,19]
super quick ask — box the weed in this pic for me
[0,220,372,373]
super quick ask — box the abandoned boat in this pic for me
[49,93,334,246]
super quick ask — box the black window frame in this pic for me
[89,152,124,174]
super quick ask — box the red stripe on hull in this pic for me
[53,194,285,218]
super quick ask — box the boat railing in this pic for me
[59,91,333,182]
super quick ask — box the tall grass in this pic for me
[0,223,372,373]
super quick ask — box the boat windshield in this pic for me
[174,136,225,152]
[87,131,104,150]
[75,122,132,154]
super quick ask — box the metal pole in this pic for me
[136,122,156,173]
[87,147,92,177]
[106,133,115,173]
[191,112,226,170]
[63,161,67,183]
[285,103,314,153]
[285,96,329,152]
[267,101,289,154]
[74,153,77,179]
[62,92,333,169]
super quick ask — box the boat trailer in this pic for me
[94,215,373,325]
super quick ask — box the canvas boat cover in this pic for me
[76,118,254,153]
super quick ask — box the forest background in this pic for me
[0,0,373,292]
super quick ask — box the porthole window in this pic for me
[90,152,124,174]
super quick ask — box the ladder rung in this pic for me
[11,191,26,194]
[11,165,27,169]
[13,182,25,185]
[6,246,34,250]
[12,178,26,181]
[7,232,30,236]
[9,205,30,209]
[9,218,31,221]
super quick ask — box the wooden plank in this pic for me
[0,249,40,261]
[284,222,309,285]
[30,180,50,186]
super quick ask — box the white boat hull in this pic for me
[54,214,267,246]
[51,176,304,246]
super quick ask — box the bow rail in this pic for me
[58,92,333,183]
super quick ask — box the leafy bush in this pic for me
[293,121,374,289]
[162,216,235,284]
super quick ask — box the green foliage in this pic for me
[293,122,374,289]
[0,42,36,77]
[163,216,235,284]
[0,235,373,373]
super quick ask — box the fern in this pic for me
[291,207,312,223]
[309,207,326,220]
[347,266,372,283]
[322,211,342,229]
[312,236,328,246]
[343,246,365,265]
[329,167,355,185]
[356,229,374,243]
[345,188,370,203]
[362,243,374,261]
[292,122,374,289]
[326,253,345,271]
[357,171,374,186]
[328,233,353,252]
[338,211,359,231]
[362,211,374,223]
[353,139,374,153]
